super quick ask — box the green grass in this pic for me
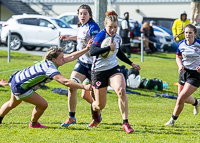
[0,50,200,143]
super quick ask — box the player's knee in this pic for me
[69,76,81,92]
[70,76,81,84]
[116,87,126,98]
[177,97,185,105]
[38,100,48,110]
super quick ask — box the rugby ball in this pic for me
[101,37,114,58]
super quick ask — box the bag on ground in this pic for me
[139,77,163,91]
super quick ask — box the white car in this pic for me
[1,14,79,53]
[0,21,6,44]
[152,25,173,50]
[57,12,79,29]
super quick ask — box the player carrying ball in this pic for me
[89,10,141,133]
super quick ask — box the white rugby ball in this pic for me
[101,37,114,58]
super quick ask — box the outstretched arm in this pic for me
[53,74,92,90]
[59,35,77,41]
[63,39,93,63]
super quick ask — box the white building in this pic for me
[1,0,192,23]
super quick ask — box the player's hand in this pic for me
[86,39,93,50]
[178,65,184,74]
[83,84,92,91]
[109,40,116,51]
[59,35,69,41]
[131,63,141,71]
[196,66,200,73]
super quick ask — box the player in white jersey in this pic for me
[0,46,93,128]
[165,24,200,126]
[89,11,141,133]
[59,4,100,127]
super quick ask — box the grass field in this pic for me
[0,50,200,143]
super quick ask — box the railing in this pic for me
[22,0,190,3]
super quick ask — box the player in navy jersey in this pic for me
[89,11,141,133]
[0,46,93,128]
[165,24,200,126]
[59,4,101,127]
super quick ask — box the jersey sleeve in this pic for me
[92,30,106,46]
[46,63,60,79]
[176,42,182,56]
[90,23,100,37]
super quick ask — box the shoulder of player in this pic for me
[93,29,106,43]
[88,20,99,28]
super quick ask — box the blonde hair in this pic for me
[142,22,149,29]
[104,10,118,26]
[44,46,63,61]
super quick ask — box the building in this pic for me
[0,0,192,24]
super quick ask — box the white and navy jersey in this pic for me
[77,20,100,64]
[14,60,60,91]
[177,38,200,70]
[92,28,122,72]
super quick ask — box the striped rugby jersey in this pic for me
[177,38,200,70]
[91,28,122,72]
[14,60,60,91]
[77,20,100,64]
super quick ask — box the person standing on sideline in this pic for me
[149,20,161,52]
[89,10,141,133]
[165,24,200,126]
[119,12,131,58]
[172,11,191,43]
[0,46,93,128]
[59,4,100,128]
[190,0,200,26]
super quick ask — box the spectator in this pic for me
[172,11,191,42]
[119,12,131,58]
[190,0,200,26]
[131,21,141,39]
[140,22,151,52]
[149,20,161,52]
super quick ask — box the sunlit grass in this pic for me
[0,50,200,143]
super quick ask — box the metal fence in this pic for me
[22,0,190,3]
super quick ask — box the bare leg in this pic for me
[173,83,198,117]
[0,92,22,117]
[68,71,86,112]
[81,80,94,104]
[92,87,107,111]
[178,84,196,104]
[23,92,48,122]
[109,73,128,120]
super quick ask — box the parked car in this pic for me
[118,19,173,52]
[152,25,173,51]
[0,21,6,45]
[1,14,79,53]
[57,12,79,29]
